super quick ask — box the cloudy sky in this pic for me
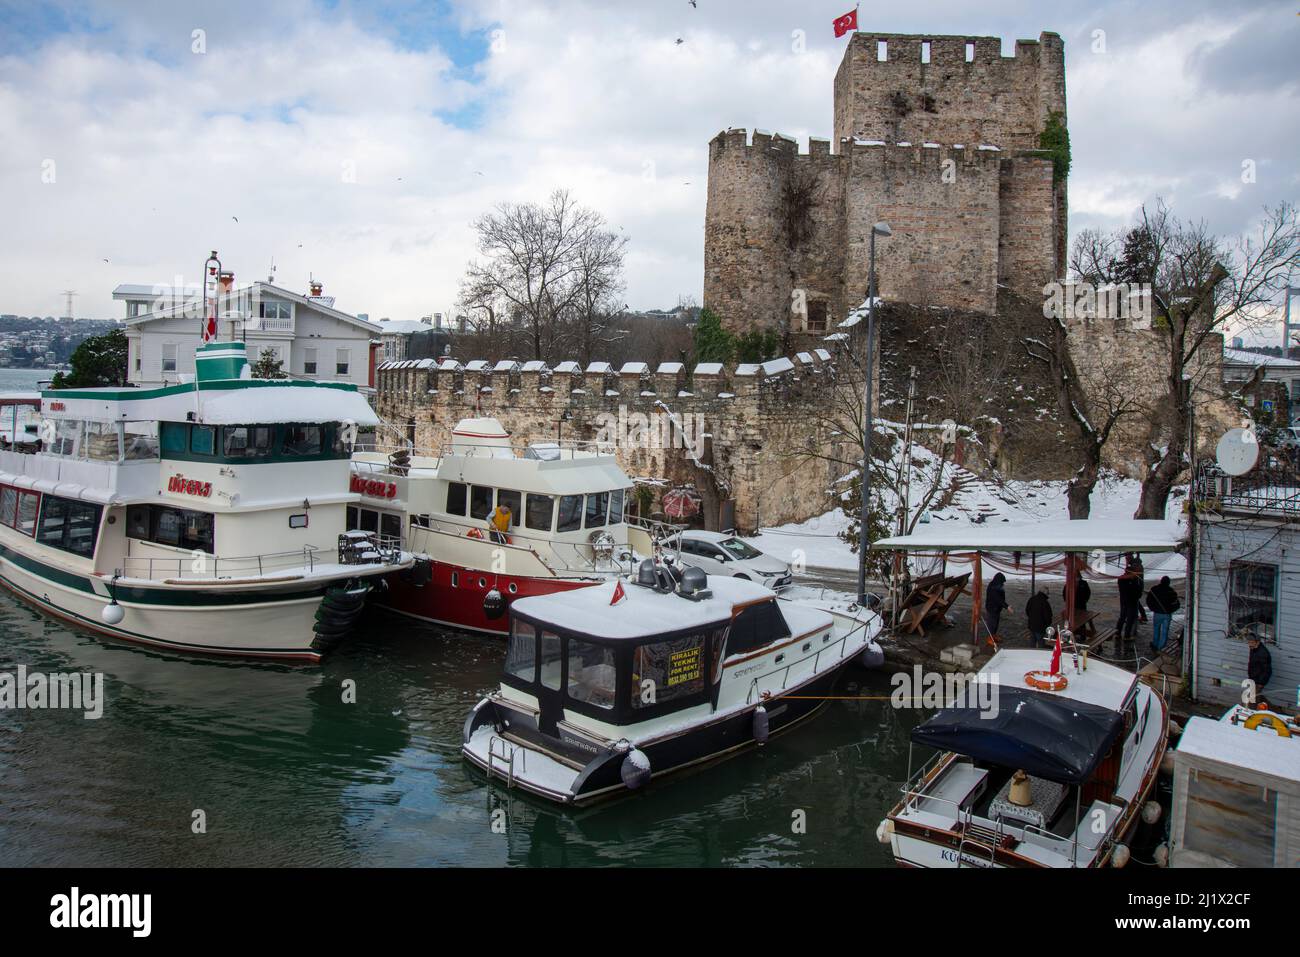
[0,0,1296,327]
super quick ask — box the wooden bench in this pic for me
[897,572,971,636]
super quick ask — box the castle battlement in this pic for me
[709,129,1010,167]
[840,32,1062,68]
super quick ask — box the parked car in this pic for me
[669,530,794,590]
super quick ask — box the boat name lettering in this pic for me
[350,475,397,499]
[48,401,66,412]
[167,474,212,497]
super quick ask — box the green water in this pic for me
[0,591,919,867]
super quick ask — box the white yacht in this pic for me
[0,340,410,661]
[462,562,884,804]
[881,646,1169,867]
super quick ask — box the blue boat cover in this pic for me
[910,686,1125,785]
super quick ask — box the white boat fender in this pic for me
[101,601,125,626]
[753,705,770,744]
[875,819,893,844]
[1141,801,1162,825]
[1153,843,1169,868]
[859,642,885,669]
[483,588,506,621]
[1110,844,1131,868]
[620,747,651,790]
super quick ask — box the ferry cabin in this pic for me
[0,341,405,659]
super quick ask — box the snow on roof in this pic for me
[761,357,795,376]
[656,362,684,374]
[983,649,1135,713]
[198,385,379,426]
[1177,711,1300,786]
[376,319,434,334]
[439,358,461,370]
[464,359,489,371]
[619,362,649,375]
[493,359,519,372]
[521,360,548,372]
[734,364,760,376]
[1223,347,1300,368]
[693,362,723,376]
[511,575,809,640]
[416,358,435,368]
[586,361,612,374]
[872,518,1184,553]
[554,360,581,373]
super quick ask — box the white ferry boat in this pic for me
[881,645,1169,867]
[349,417,672,635]
[462,562,884,804]
[0,340,410,661]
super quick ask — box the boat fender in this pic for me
[1110,843,1131,868]
[859,642,885,670]
[620,748,651,790]
[483,588,506,621]
[875,819,893,844]
[753,705,770,745]
[1141,801,1162,825]
[1153,843,1169,868]
[1159,751,1175,776]
[101,602,125,626]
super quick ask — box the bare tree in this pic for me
[1072,200,1300,518]
[461,190,626,362]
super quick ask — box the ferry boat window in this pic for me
[51,420,81,457]
[567,639,616,710]
[381,512,402,542]
[127,504,214,553]
[0,487,16,527]
[609,488,625,524]
[16,491,38,536]
[506,620,537,682]
[123,422,159,461]
[283,425,323,457]
[630,633,707,709]
[189,425,216,456]
[584,492,608,529]
[127,505,151,539]
[557,494,583,533]
[84,422,119,461]
[539,630,563,690]
[446,482,467,516]
[496,489,521,526]
[470,485,493,520]
[725,600,791,657]
[525,493,554,532]
[36,497,101,558]
[223,426,273,458]
[161,422,188,455]
[359,509,379,534]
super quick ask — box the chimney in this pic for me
[309,279,323,298]
[218,271,235,295]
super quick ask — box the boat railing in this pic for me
[367,420,619,462]
[409,514,642,577]
[117,535,399,582]
[487,734,526,789]
[743,633,849,705]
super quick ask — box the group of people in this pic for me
[982,555,1182,655]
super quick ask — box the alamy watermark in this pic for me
[0,665,104,719]
[594,405,706,458]
[1043,280,1152,324]
[890,665,1000,718]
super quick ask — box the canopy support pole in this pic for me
[1065,552,1078,633]
[971,551,983,645]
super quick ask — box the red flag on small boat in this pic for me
[833,7,857,38]
[1049,633,1062,675]
[610,580,627,606]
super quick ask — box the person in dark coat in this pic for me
[1131,556,1148,623]
[983,572,1008,641]
[1025,586,1052,649]
[1146,576,1180,651]
[1063,573,1090,612]
[1247,635,1272,691]
[1116,562,1144,641]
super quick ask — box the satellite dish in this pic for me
[1216,428,1260,476]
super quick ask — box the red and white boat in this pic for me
[348,417,671,634]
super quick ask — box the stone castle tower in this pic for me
[704,31,1068,334]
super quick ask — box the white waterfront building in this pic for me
[114,279,381,390]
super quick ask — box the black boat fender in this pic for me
[483,588,506,620]
[613,739,651,790]
[752,704,770,744]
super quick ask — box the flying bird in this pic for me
[675,37,684,44]
[689,0,697,6]
[231,216,239,222]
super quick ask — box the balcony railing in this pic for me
[1194,462,1300,515]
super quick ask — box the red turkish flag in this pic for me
[204,315,217,342]
[833,8,857,38]
[610,579,627,606]
[1049,633,1062,675]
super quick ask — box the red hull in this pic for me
[380,558,600,635]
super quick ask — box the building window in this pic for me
[162,343,178,373]
[806,300,829,332]
[1229,560,1278,642]
[260,300,291,320]
[336,349,350,376]
[304,347,318,376]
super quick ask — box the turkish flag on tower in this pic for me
[833,7,857,38]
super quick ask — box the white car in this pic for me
[671,530,794,590]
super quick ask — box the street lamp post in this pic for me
[857,221,891,607]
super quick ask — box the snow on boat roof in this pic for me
[198,384,380,425]
[1177,712,1300,786]
[982,649,1136,713]
[510,575,789,640]
[872,518,1183,553]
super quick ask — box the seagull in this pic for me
[231,216,239,222]
[689,0,697,6]
[474,170,484,176]
[102,258,109,263]
[675,37,684,44]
